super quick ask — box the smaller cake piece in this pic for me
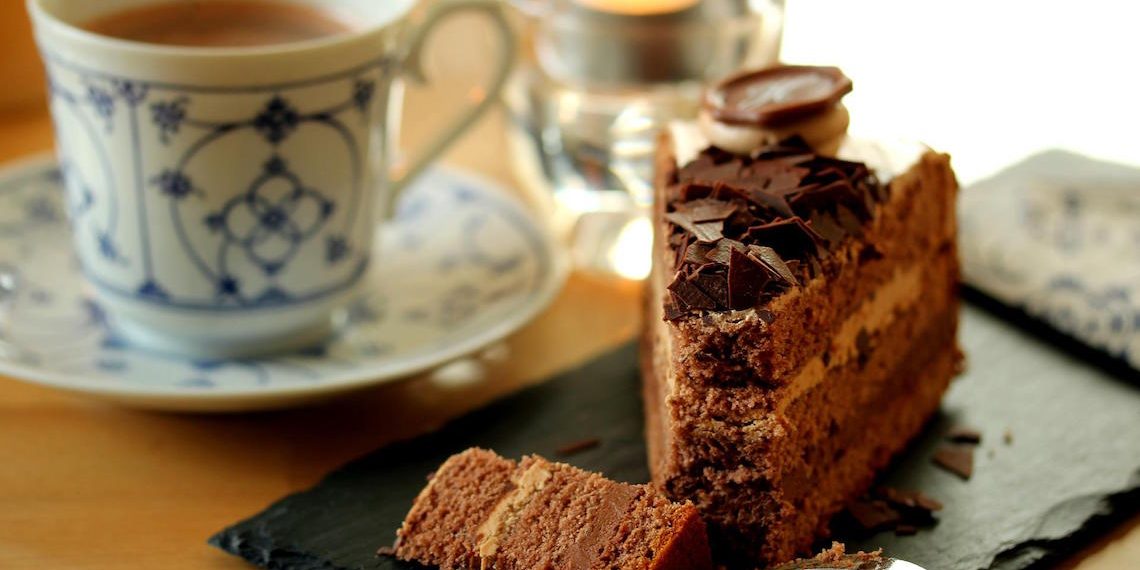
[391,448,712,570]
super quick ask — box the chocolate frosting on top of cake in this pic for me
[664,136,886,320]
[704,65,853,127]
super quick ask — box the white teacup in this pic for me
[27,0,514,357]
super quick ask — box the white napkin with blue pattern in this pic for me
[959,150,1140,370]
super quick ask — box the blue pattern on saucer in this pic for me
[0,160,565,400]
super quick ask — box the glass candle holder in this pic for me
[506,0,783,278]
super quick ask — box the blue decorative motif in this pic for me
[326,235,350,264]
[150,98,188,143]
[96,232,120,261]
[352,80,375,113]
[85,85,115,128]
[137,280,169,300]
[25,195,61,223]
[205,155,335,281]
[112,80,149,106]
[152,169,198,199]
[253,96,301,144]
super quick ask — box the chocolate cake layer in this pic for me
[392,449,713,570]
[643,128,961,567]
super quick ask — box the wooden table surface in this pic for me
[0,3,1136,569]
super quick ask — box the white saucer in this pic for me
[0,157,567,412]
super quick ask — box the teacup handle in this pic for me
[386,0,517,207]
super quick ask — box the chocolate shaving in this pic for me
[846,499,901,533]
[556,437,600,456]
[683,241,716,266]
[691,272,729,308]
[841,486,943,538]
[665,211,724,243]
[946,426,983,445]
[706,239,745,265]
[728,248,771,309]
[667,276,719,311]
[858,244,884,263]
[664,136,885,320]
[749,245,798,286]
[933,444,975,480]
[675,198,739,223]
[746,217,825,261]
[877,486,943,517]
[895,524,918,536]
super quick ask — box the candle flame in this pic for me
[575,0,699,16]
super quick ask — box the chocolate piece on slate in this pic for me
[895,524,918,536]
[933,445,975,480]
[877,487,944,514]
[846,499,902,533]
[946,426,983,445]
[556,437,600,456]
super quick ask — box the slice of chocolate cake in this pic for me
[391,448,713,570]
[642,66,962,566]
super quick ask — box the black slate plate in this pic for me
[210,301,1140,570]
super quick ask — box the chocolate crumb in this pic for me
[846,499,901,533]
[933,444,975,480]
[1003,428,1014,445]
[946,426,983,445]
[556,437,600,456]
[855,328,873,368]
[895,524,918,536]
[877,486,943,514]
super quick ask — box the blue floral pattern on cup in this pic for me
[43,52,398,310]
